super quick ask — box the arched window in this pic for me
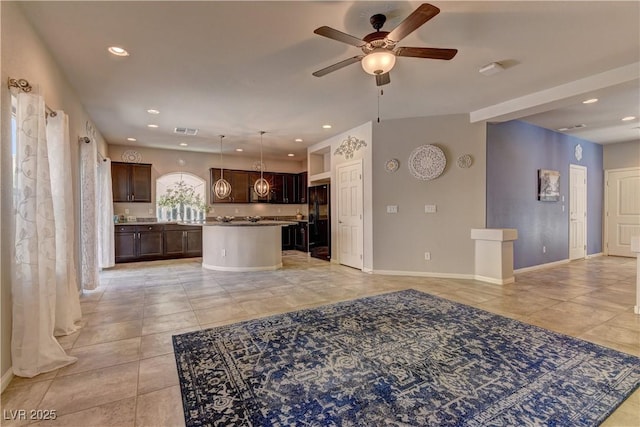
[156,172,206,222]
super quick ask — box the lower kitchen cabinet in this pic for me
[281,224,295,250]
[164,225,203,257]
[115,224,202,263]
[294,222,308,252]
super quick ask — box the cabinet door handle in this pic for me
[131,194,135,201]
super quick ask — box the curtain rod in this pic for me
[8,77,57,117]
[79,137,107,162]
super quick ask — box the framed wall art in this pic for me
[538,169,560,201]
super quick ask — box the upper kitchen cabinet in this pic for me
[210,169,251,203]
[112,162,152,203]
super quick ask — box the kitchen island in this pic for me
[198,220,296,271]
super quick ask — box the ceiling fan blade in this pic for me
[312,56,364,77]
[314,26,366,47]
[376,73,391,86]
[386,3,440,43]
[395,46,458,60]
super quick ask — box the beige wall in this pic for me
[0,2,106,384]
[108,145,308,219]
[372,114,486,275]
[603,140,640,170]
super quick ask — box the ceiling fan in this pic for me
[312,3,457,86]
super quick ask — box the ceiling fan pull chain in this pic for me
[377,89,383,123]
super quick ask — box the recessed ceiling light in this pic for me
[235,148,244,152]
[557,127,569,132]
[179,142,188,147]
[287,153,295,157]
[107,46,129,56]
[126,137,137,142]
[147,109,160,114]
[622,116,637,121]
[295,138,303,142]
[582,98,598,104]
[322,124,332,129]
[147,124,159,128]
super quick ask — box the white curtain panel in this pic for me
[12,92,77,377]
[46,112,83,336]
[97,158,115,269]
[79,138,100,290]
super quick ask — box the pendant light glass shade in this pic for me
[213,135,232,199]
[254,131,270,197]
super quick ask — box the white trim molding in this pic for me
[1,368,14,393]
[514,259,570,274]
[586,252,604,259]
[373,270,475,281]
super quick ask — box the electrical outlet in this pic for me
[543,246,546,253]
[386,205,398,214]
[424,252,431,260]
[221,249,226,257]
[235,208,239,214]
[424,204,437,213]
[148,208,153,215]
[125,208,130,214]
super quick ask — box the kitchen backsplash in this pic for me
[113,203,309,221]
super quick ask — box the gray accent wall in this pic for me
[372,115,486,275]
[487,121,603,269]
[603,140,640,170]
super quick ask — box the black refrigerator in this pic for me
[308,184,330,261]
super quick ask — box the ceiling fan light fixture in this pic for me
[361,48,396,75]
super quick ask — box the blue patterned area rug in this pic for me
[172,289,639,426]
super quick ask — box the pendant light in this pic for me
[253,131,270,197]
[213,135,232,199]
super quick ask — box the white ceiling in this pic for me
[18,1,640,160]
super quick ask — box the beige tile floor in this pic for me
[2,253,638,426]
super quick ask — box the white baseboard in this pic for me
[373,269,475,281]
[514,259,570,274]
[586,252,604,259]
[473,275,515,285]
[1,367,14,392]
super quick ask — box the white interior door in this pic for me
[606,167,640,257]
[337,161,363,269]
[569,165,587,260]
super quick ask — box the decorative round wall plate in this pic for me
[456,154,473,168]
[121,150,142,163]
[408,145,446,180]
[385,158,399,173]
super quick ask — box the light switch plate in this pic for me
[424,204,437,213]
[386,205,398,214]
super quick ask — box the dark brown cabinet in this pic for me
[294,222,308,252]
[296,172,308,204]
[164,225,202,257]
[210,168,307,204]
[112,162,152,203]
[281,224,295,250]
[210,169,251,203]
[115,224,202,263]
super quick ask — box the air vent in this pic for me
[557,124,586,132]
[174,127,198,136]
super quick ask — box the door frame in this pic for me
[335,159,364,270]
[604,166,640,256]
[569,164,587,260]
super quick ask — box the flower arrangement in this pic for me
[157,180,207,221]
